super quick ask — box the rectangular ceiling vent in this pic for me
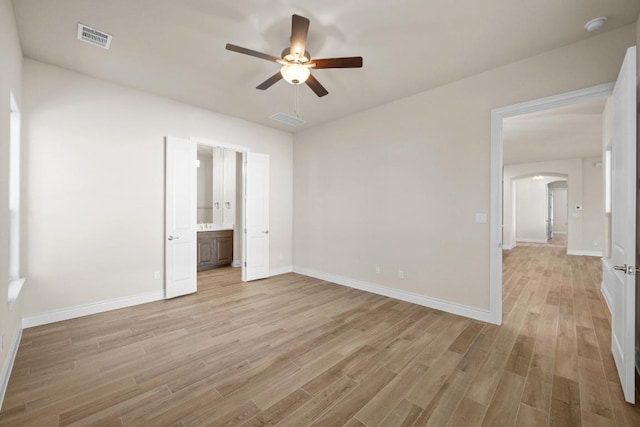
[77,23,112,49]
[269,112,305,127]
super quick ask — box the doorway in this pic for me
[548,183,568,239]
[489,82,614,323]
[165,136,271,299]
[492,47,638,403]
[191,136,271,283]
[196,144,242,273]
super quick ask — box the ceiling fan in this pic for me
[225,14,363,97]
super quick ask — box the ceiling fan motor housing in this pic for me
[281,48,311,63]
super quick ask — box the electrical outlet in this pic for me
[399,270,405,279]
[154,271,161,280]
[375,266,381,275]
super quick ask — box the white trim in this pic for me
[601,281,613,314]
[0,322,22,410]
[189,136,251,154]
[516,238,548,244]
[293,267,497,324]
[502,243,516,250]
[490,82,614,327]
[566,250,604,257]
[270,266,293,277]
[552,231,567,235]
[7,277,25,310]
[231,260,242,268]
[491,82,614,118]
[490,103,504,325]
[22,290,165,328]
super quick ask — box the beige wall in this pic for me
[0,0,23,401]
[293,25,634,311]
[514,177,554,243]
[22,59,293,316]
[582,157,605,254]
[551,188,568,234]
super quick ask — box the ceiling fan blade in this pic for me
[290,14,310,57]
[256,72,283,90]
[306,74,328,97]
[225,43,280,63]
[311,57,363,69]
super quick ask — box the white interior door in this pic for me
[243,152,270,281]
[602,46,636,403]
[165,136,197,298]
[547,190,553,239]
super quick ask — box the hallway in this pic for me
[502,243,639,425]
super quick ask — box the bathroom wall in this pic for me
[197,151,213,223]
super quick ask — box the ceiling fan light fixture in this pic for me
[280,63,310,85]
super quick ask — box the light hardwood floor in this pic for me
[1,244,640,426]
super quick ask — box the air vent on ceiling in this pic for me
[269,112,305,127]
[77,23,112,49]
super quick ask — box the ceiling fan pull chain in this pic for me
[294,84,300,118]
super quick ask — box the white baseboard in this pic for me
[552,231,567,235]
[567,250,603,257]
[516,238,548,244]
[270,266,293,277]
[22,290,165,329]
[293,266,496,324]
[231,260,242,268]
[502,243,515,250]
[0,322,23,410]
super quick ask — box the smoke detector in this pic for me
[77,23,112,49]
[584,17,607,32]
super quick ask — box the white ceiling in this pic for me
[503,98,607,165]
[11,0,639,133]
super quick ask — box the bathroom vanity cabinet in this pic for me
[197,230,233,271]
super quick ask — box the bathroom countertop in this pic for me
[197,226,233,232]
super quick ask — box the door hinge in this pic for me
[244,262,247,267]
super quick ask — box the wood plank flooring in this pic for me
[1,243,640,426]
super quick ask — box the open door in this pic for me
[243,152,270,281]
[602,46,636,403]
[165,136,197,298]
[547,190,553,239]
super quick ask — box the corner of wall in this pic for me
[0,321,22,410]
[0,0,24,411]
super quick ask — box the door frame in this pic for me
[489,82,614,324]
[190,136,251,279]
[547,188,553,240]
